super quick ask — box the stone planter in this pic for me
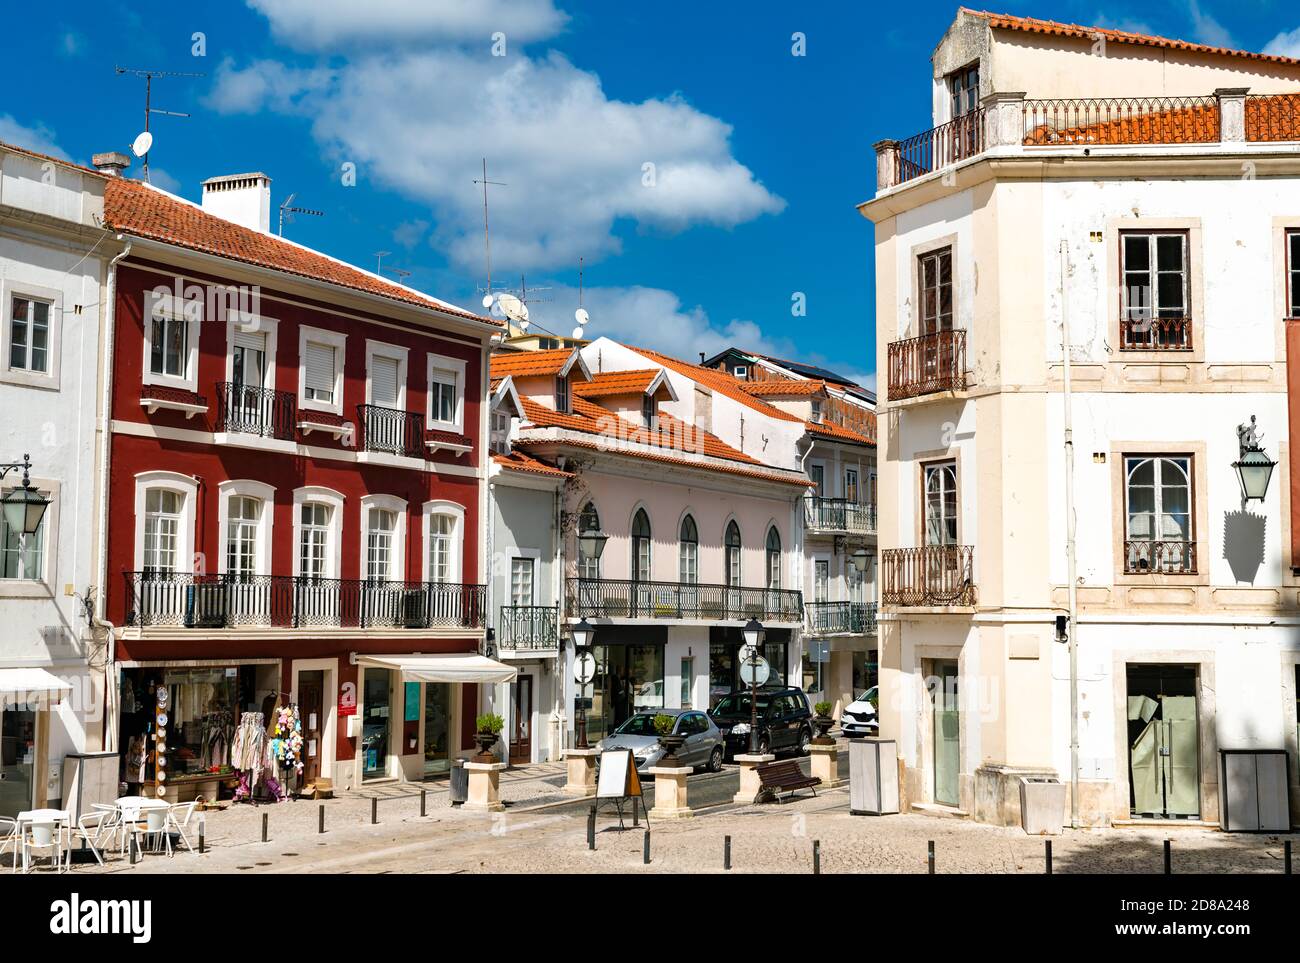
[657,732,687,766]
[812,715,836,746]
[473,731,499,760]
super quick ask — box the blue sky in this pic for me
[5,0,1299,388]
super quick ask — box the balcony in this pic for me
[357,404,424,458]
[1119,317,1192,352]
[124,572,486,630]
[887,329,967,401]
[805,601,877,636]
[215,382,296,440]
[565,578,803,623]
[805,496,876,536]
[1124,540,1197,575]
[140,384,208,419]
[891,109,986,186]
[881,545,976,607]
[497,605,559,652]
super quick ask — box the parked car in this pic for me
[709,687,812,759]
[597,708,725,775]
[840,686,878,738]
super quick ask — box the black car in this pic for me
[709,687,812,759]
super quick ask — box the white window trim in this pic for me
[0,476,59,595]
[291,486,345,578]
[224,311,280,390]
[132,471,199,573]
[361,493,408,581]
[216,479,276,575]
[141,287,202,393]
[365,339,410,411]
[298,324,347,416]
[421,499,465,584]
[426,352,467,431]
[0,279,62,389]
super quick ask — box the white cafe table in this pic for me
[16,809,72,872]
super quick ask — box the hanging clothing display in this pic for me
[270,704,305,780]
[230,711,267,801]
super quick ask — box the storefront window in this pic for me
[588,644,664,741]
[362,668,391,780]
[0,705,36,816]
[423,683,452,776]
[710,638,788,707]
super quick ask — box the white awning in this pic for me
[0,667,74,705]
[356,653,517,685]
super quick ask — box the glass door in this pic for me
[932,661,960,807]
[422,683,451,777]
[0,706,37,816]
[361,669,391,781]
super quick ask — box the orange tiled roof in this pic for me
[966,9,1300,67]
[491,451,572,479]
[740,379,828,397]
[489,348,579,379]
[572,368,661,398]
[102,178,493,323]
[807,418,876,447]
[629,346,803,423]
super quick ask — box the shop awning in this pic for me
[0,667,74,705]
[355,653,518,684]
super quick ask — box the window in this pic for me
[845,468,859,503]
[135,473,197,576]
[0,489,45,580]
[642,394,656,429]
[428,513,455,582]
[366,508,397,580]
[578,502,601,579]
[765,527,781,590]
[142,291,200,391]
[511,558,535,606]
[151,313,188,378]
[232,328,267,389]
[679,515,698,584]
[733,365,748,379]
[427,353,467,429]
[725,521,742,586]
[490,409,511,454]
[9,295,50,373]
[299,503,331,581]
[555,375,570,414]
[1121,231,1191,349]
[1288,230,1300,318]
[1124,455,1195,574]
[631,509,651,582]
[304,341,336,402]
[919,248,953,335]
[948,63,979,117]
[809,463,824,495]
[810,399,823,424]
[143,489,182,573]
[924,460,958,546]
[430,374,457,423]
[299,325,346,414]
[814,560,829,602]
[680,658,693,707]
[226,496,261,578]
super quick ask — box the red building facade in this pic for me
[102,175,501,793]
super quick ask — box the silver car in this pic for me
[597,709,725,775]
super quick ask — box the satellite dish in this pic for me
[496,293,529,324]
[572,326,584,339]
[131,131,153,158]
[519,319,530,330]
[481,294,495,309]
[575,308,590,326]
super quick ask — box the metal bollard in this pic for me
[261,812,268,843]
[587,806,596,850]
[1285,840,1292,875]
[198,814,206,854]
[643,830,650,865]
[724,835,732,871]
[928,840,935,875]
[371,797,378,825]
[319,804,325,835]
[420,789,427,817]
[632,797,639,827]
[1045,839,1052,875]
[129,834,138,865]
[813,839,821,875]
[1163,839,1171,875]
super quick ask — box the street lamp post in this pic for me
[0,454,49,537]
[742,618,765,755]
[571,617,595,749]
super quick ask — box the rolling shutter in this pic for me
[304,342,335,398]
[371,356,399,407]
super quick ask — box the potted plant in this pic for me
[812,701,836,745]
[474,713,504,760]
[653,712,686,766]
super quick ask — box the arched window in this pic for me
[226,495,262,578]
[678,515,698,584]
[143,489,183,574]
[578,501,601,579]
[725,520,742,587]
[631,509,651,582]
[765,526,781,590]
[366,508,397,580]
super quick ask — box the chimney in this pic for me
[201,172,272,233]
[92,152,131,177]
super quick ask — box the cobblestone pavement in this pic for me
[56,772,1296,875]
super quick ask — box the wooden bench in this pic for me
[756,759,820,803]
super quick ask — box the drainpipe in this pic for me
[1061,240,1080,830]
[96,237,131,751]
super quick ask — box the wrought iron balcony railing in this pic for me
[805,601,877,636]
[881,545,976,607]
[804,496,876,535]
[1119,316,1192,351]
[216,382,297,439]
[887,329,967,401]
[124,571,485,629]
[357,404,425,458]
[895,110,985,185]
[497,605,559,650]
[1124,540,1197,575]
[1022,96,1219,147]
[565,578,803,622]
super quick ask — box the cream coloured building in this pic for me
[861,10,1300,827]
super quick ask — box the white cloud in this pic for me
[247,0,567,50]
[0,115,69,160]
[1264,25,1300,58]
[1186,0,1234,48]
[208,49,784,271]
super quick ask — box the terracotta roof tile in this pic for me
[101,178,492,323]
[807,418,877,447]
[629,346,803,422]
[489,348,578,379]
[740,379,829,397]
[491,451,572,479]
[966,9,1300,67]
[572,368,661,398]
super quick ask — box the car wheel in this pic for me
[708,745,724,773]
[797,725,811,756]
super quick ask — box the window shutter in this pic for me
[233,327,266,354]
[304,342,335,395]
[371,356,399,407]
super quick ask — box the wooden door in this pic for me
[510,675,533,764]
[299,670,324,784]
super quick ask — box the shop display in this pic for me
[270,704,305,780]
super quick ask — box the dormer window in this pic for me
[642,394,656,429]
[811,400,823,424]
[490,409,511,455]
[555,375,570,413]
[732,364,748,379]
[948,63,979,118]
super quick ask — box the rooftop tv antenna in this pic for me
[278,192,324,236]
[573,256,590,339]
[114,65,205,182]
[389,267,412,285]
[473,158,506,305]
[374,251,392,274]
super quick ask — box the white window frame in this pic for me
[298,324,347,416]
[421,500,465,584]
[426,352,467,431]
[224,311,280,390]
[141,287,202,392]
[1,279,62,389]
[132,471,198,574]
[509,550,540,606]
[365,339,409,411]
[291,486,345,579]
[216,479,276,576]
[0,476,58,593]
[360,494,407,581]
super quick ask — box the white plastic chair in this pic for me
[20,820,65,874]
[72,810,114,866]
[164,801,198,856]
[0,817,17,872]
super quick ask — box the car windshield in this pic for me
[613,714,663,736]
[856,687,877,704]
[711,693,773,716]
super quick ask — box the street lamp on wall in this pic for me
[849,548,871,575]
[1231,416,1276,510]
[0,454,49,536]
[577,527,608,563]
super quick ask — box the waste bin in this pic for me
[449,760,469,806]
[1019,777,1066,835]
[849,739,899,815]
